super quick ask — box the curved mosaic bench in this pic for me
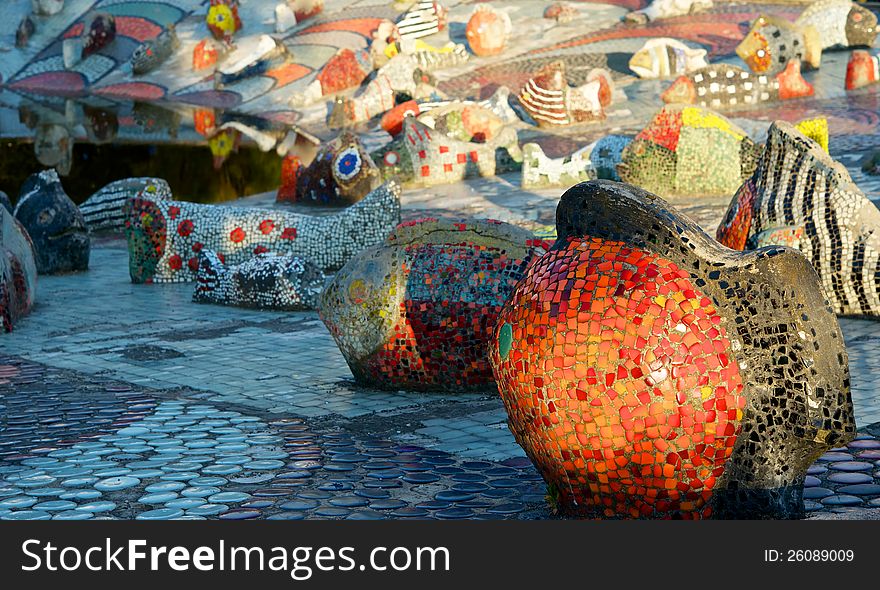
[717,121,880,318]
[319,218,550,392]
[124,180,401,283]
[489,180,855,519]
[80,178,172,234]
[193,249,325,311]
[1,206,37,332]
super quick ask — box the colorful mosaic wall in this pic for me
[617,105,759,198]
[193,250,325,311]
[717,121,880,318]
[489,179,856,519]
[0,207,37,333]
[123,180,400,283]
[319,218,550,392]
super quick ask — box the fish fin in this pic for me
[801,25,822,70]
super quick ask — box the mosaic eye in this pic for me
[333,147,362,181]
[757,49,766,57]
[384,151,400,166]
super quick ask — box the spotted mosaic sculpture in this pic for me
[618,105,759,198]
[193,38,224,71]
[62,12,116,68]
[795,0,877,50]
[131,25,179,76]
[15,170,89,275]
[519,61,612,127]
[662,60,814,111]
[629,38,709,80]
[625,0,713,25]
[736,15,821,76]
[417,101,506,143]
[193,249,325,311]
[489,179,856,519]
[522,144,595,189]
[124,180,400,283]
[327,54,435,128]
[466,3,511,57]
[79,178,172,234]
[294,132,381,206]
[319,217,549,392]
[845,50,880,90]
[0,206,37,333]
[396,0,446,40]
[717,121,880,318]
[371,116,522,187]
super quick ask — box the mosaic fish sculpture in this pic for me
[63,12,116,68]
[79,178,172,234]
[0,206,37,333]
[396,0,446,40]
[521,144,595,189]
[661,60,814,111]
[123,180,401,282]
[215,35,292,88]
[207,0,242,42]
[795,0,877,50]
[629,38,709,79]
[319,217,549,392]
[295,132,381,206]
[417,101,506,143]
[489,179,856,519]
[193,249,325,311]
[384,39,470,72]
[327,54,435,128]
[15,170,90,274]
[466,3,511,57]
[845,50,880,90]
[717,121,880,318]
[519,61,613,127]
[736,15,822,76]
[617,105,759,198]
[290,48,373,107]
[416,86,519,126]
[625,0,713,25]
[131,25,180,76]
[371,116,522,187]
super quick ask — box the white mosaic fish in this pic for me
[629,38,709,79]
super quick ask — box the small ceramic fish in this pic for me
[15,17,35,48]
[131,25,179,75]
[846,50,880,90]
[662,60,814,111]
[519,61,612,127]
[629,38,709,79]
[736,15,821,76]
[795,0,877,49]
[31,0,64,16]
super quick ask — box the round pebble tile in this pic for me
[76,501,116,513]
[208,492,251,503]
[827,472,873,485]
[94,476,140,492]
[219,508,262,520]
[186,504,229,516]
[136,508,185,520]
[820,495,864,507]
[828,461,872,472]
